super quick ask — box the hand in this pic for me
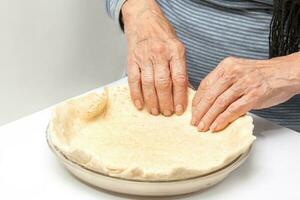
[122,0,188,116]
[191,54,300,132]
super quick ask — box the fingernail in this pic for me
[134,100,142,109]
[198,121,205,131]
[163,110,172,116]
[191,117,197,126]
[151,108,159,115]
[210,123,217,132]
[175,104,183,115]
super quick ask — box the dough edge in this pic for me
[48,85,255,181]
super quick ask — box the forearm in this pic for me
[121,0,164,31]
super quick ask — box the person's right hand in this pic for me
[122,0,188,116]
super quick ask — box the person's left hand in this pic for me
[191,55,300,132]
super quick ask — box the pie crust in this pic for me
[49,84,255,181]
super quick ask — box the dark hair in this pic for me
[269,0,300,57]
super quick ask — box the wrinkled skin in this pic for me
[122,0,300,131]
[191,55,300,132]
[122,0,188,116]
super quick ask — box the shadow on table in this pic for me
[252,115,284,137]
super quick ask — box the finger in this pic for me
[192,75,212,111]
[170,57,188,115]
[191,72,233,127]
[196,83,243,132]
[154,60,173,116]
[141,61,159,115]
[127,61,144,110]
[191,65,225,112]
[191,77,214,126]
[210,93,255,132]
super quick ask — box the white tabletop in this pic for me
[1,78,300,200]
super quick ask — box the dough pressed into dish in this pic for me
[49,84,255,181]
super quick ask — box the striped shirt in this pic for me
[106,0,300,132]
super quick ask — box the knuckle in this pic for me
[227,105,238,115]
[215,97,227,108]
[172,40,185,56]
[195,104,203,113]
[192,93,201,106]
[142,75,154,87]
[228,101,247,114]
[250,88,262,97]
[128,77,139,84]
[132,48,143,60]
[203,92,215,103]
[155,75,172,89]
[220,57,241,75]
[222,75,234,84]
[151,43,166,54]
[228,102,244,113]
[230,64,241,74]
[199,79,210,90]
[144,94,153,101]
[173,72,187,85]
[217,67,226,78]
[231,85,243,94]
[219,69,235,82]
[128,73,140,84]
[176,41,185,52]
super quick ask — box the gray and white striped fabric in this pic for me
[106,0,300,132]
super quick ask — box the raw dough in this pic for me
[49,84,255,181]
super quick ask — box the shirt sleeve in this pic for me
[105,0,127,30]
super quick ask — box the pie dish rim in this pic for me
[46,124,252,183]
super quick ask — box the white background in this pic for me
[0,0,126,125]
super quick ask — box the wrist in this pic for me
[268,52,300,95]
[281,52,300,95]
[293,54,300,94]
[121,0,161,29]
